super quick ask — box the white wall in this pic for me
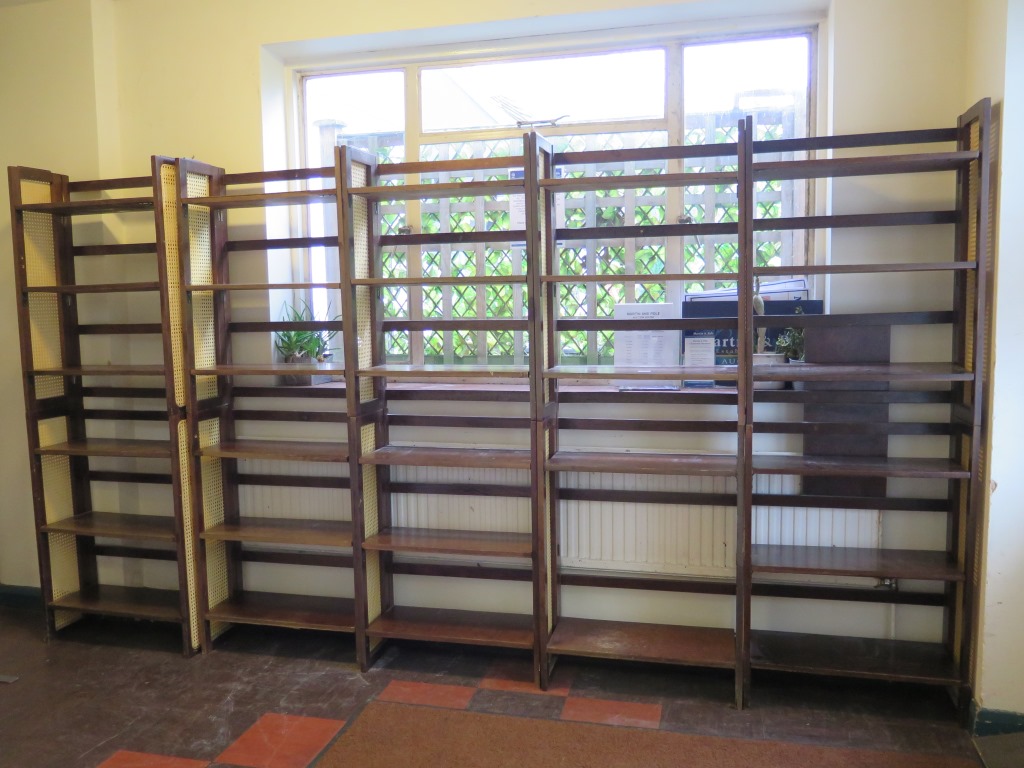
[0,0,1020,710]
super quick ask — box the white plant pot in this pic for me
[752,352,786,390]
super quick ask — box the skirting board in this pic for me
[0,585,41,610]
[973,705,1024,736]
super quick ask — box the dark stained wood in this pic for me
[362,527,533,557]
[756,261,975,276]
[362,445,531,470]
[186,282,343,292]
[68,176,152,192]
[545,364,736,381]
[548,451,737,476]
[236,473,348,489]
[42,512,176,541]
[751,545,962,580]
[88,470,173,485]
[556,221,737,242]
[184,189,335,209]
[752,127,957,153]
[381,319,529,332]
[72,242,158,256]
[752,362,971,383]
[78,323,163,335]
[50,585,182,622]
[749,630,959,685]
[366,605,534,649]
[753,151,977,181]
[754,210,958,232]
[360,364,529,379]
[24,282,161,294]
[379,156,525,175]
[200,439,348,462]
[557,318,738,332]
[388,414,530,430]
[542,272,739,284]
[349,179,523,200]
[37,438,171,458]
[206,591,356,632]
[540,171,736,192]
[233,409,347,424]
[201,518,353,547]
[192,362,345,376]
[547,617,735,668]
[555,142,739,165]
[17,197,153,215]
[353,275,527,286]
[752,454,969,478]
[559,418,737,433]
[27,364,166,376]
[226,235,336,252]
[222,167,333,185]
[380,230,527,247]
[240,550,352,568]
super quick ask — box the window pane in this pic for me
[305,71,405,165]
[421,50,665,132]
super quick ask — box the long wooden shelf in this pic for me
[548,617,735,669]
[752,151,978,181]
[548,451,738,477]
[50,585,181,622]
[200,439,348,462]
[545,365,737,381]
[362,527,532,558]
[359,364,529,379]
[183,190,336,209]
[361,445,531,470]
[201,518,352,548]
[540,171,737,192]
[752,454,970,479]
[206,591,355,632]
[27,365,166,377]
[749,630,959,685]
[37,438,172,459]
[42,511,176,542]
[18,197,154,215]
[751,545,962,580]
[192,362,345,376]
[353,275,528,286]
[186,282,343,292]
[24,282,162,294]
[366,605,534,649]
[755,261,976,276]
[752,362,973,383]
[349,179,523,200]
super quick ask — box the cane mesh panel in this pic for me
[159,165,185,406]
[199,419,229,638]
[176,419,200,649]
[24,199,64,399]
[360,423,381,621]
[49,532,82,630]
[544,428,554,632]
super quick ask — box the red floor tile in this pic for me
[560,696,663,729]
[97,752,208,768]
[214,713,344,768]
[377,679,476,709]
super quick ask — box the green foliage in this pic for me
[274,301,339,362]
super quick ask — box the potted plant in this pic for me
[274,300,339,385]
[752,278,785,389]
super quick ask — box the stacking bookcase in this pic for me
[8,160,200,654]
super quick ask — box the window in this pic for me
[302,33,812,366]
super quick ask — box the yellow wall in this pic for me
[1,0,1021,713]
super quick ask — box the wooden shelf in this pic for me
[751,545,962,580]
[27,365,166,377]
[201,518,352,548]
[183,190,336,209]
[749,630,960,685]
[349,179,523,200]
[37,438,172,459]
[353,275,527,286]
[361,445,531,470]
[542,272,739,284]
[752,151,978,181]
[752,454,970,479]
[755,261,976,277]
[206,591,355,632]
[50,585,181,622]
[545,365,737,381]
[359,364,528,379]
[186,282,343,292]
[192,362,345,376]
[366,605,534,649]
[18,197,154,215]
[42,511,176,542]
[362,527,532,558]
[24,282,161,294]
[548,451,738,477]
[548,617,735,669]
[200,439,348,462]
[752,362,973,383]
[540,171,737,192]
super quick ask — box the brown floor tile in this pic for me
[560,696,663,729]
[479,658,572,696]
[214,713,344,768]
[97,752,209,768]
[468,688,568,719]
[377,679,476,709]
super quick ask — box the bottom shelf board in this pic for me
[50,585,182,623]
[749,630,959,685]
[367,606,534,650]
[207,591,356,633]
[548,617,735,669]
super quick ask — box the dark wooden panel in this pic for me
[192,362,346,376]
[751,545,962,580]
[72,242,158,257]
[206,591,355,632]
[68,176,152,192]
[754,211,958,232]
[366,606,534,649]
[545,364,736,381]
[50,585,181,622]
[363,527,533,557]
[752,127,956,153]
[24,282,161,294]
[201,518,353,547]
[749,630,959,685]
[37,438,171,459]
[555,142,738,165]
[42,512,176,542]
[362,445,531,470]
[752,362,971,384]
[18,197,153,215]
[540,171,735,192]
[201,439,348,462]
[751,454,969,479]
[548,617,735,668]
[27,365,166,376]
[548,451,737,476]
[752,151,977,181]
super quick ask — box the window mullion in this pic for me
[665,43,684,307]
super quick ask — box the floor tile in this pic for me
[97,752,208,768]
[214,713,344,768]
[376,679,476,709]
[469,688,567,719]
[560,696,663,729]
[479,659,571,696]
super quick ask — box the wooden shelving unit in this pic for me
[8,162,199,654]
[174,160,359,650]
